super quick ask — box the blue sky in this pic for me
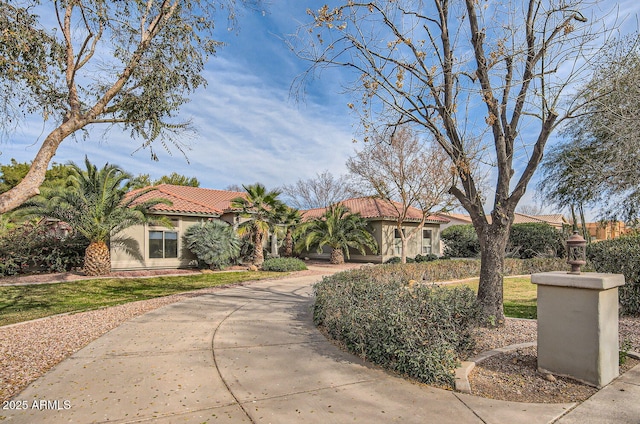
[1,1,639,217]
[1,2,358,191]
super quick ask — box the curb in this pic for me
[455,345,640,394]
[455,342,537,393]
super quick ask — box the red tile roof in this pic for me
[127,184,246,216]
[439,212,566,228]
[302,197,449,223]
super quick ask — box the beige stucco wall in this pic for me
[111,215,218,271]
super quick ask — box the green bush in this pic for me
[0,223,87,276]
[587,234,640,315]
[314,267,480,388]
[507,223,565,259]
[440,225,480,258]
[414,253,439,263]
[261,257,307,272]
[384,256,415,264]
[183,221,241,270]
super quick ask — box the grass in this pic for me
[446,276,538,319]
[0,271,283,327]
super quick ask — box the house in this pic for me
[585,221,630,241]
[301,197,449,263]
[111,184,246,271]
[439,212,567,231]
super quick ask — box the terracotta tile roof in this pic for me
[440,213,473,224]
[439,212,566,228]
[302,197,449,223]
[512,213,566,228]
[127,184,246,216]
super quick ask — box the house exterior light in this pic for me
[566,231,587,274]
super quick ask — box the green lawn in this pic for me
[0,271,283,326]
[447,276,538,319]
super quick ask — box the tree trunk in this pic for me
[283,230,294,257]
[330,248,344,264]
[84,241,111,276]
[476,222,510,326]
[0,120,80,213]
[254,231,265,266]
[400,235,408,264]
[270,230,278,257]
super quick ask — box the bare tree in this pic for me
[0,0,256,213]
[347,127,455,263]
[280,170,359,209]
[293,0,617,323]
[516,203,546,216]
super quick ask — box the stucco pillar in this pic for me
[531,271,625,388]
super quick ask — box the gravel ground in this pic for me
[468,317,640,403]
[1,268,639,405]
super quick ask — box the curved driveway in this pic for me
[3,267,638,423]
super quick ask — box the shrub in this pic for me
[587,234,640,315]
[314,267,480,388]
[384,256,415,264]
[261,257,307,272]
[440,225,480,258]
[0,223,87,276]
[507,223,565,259]
[183,221,241,270]
[414,253,439,263]
[366,258,566,285]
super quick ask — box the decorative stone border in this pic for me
[455,341,536,393]
[454,342,640,394]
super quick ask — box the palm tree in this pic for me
[297,204,378,264]
[20,157,170,276]
[231,183,282,266]
[271,204,302,258]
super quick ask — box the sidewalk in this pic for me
[3,267,639,423]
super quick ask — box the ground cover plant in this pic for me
[0,271,281,326]
[314,267,480,388]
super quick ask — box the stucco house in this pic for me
[301,197,449,263]
[111,184,247,271]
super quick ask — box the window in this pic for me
[149,230,178,259]
[422,229,432,254]
[394,228,405,255]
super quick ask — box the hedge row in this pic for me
[441,223,566,259]
[372,257,569,284]
[0,224,87,276]
[587,234,640,316]
[261,257,307,272]
[314,268,479,388]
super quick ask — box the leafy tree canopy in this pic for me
[0,0,257,213]
[0,159,75,194]
[539,35,640,221]
[131,172,200,188]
